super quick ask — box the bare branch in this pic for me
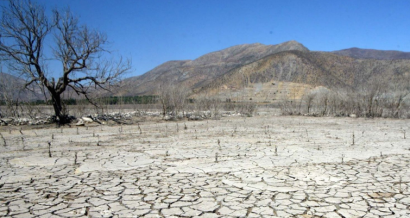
[0,0,131,124]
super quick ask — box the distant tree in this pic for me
[0,0,131,124]
[159,83,190,119]
[303,92,316,114]
[386,74,410,118]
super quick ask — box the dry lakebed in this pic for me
[1,114,410,217]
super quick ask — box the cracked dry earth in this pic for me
[1,115,410,218]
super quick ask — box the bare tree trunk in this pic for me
[0,1,130,125]
[49,91,67,125]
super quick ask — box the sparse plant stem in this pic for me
[138,123,142,134]
[0,133,6,146]
[85,207,90,216]
[74,152,78,165]
[215,152,219,163]
[399,176,403,193]
[97,135,100,146]
[21,137,25,150]
[76,127,79,135]
[404,130,406,139]
[341,154,345,164]
[275,145,278,156]
[48,142,52,158]
[19,128,23,135]
[352,132,355,145]
[51,134,54,140]
[305,129,309,142]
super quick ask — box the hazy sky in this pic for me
[2,0,410,77]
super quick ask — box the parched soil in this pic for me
[0,114,409,217]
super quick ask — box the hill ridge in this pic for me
[121,40,309,95]
[332,47,410,60]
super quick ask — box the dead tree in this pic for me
[0,0,131,124]
[303,92,316,114]
[159,83,190,119]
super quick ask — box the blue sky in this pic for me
[2,0,410,77]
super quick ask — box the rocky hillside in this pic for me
[0,73,44,101]
[119,41,410,102]
[332,47,410,60]
[197,50,410,102]
[120,40,309,96]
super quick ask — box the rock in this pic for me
[188,115,203,121]
[76,119,85,126]
[82,116,94,123]
[350,114,357,118]
[16,118,29,125]
[1,118,14,125]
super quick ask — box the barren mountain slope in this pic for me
[0,73,44,101]
[332,47,410,60]
[120,41,309,95]
[196,50,410,101]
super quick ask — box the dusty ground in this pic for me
[0,113,410,217]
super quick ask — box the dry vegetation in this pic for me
[281,78,410,119]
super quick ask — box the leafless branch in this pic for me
[0,0,131,124]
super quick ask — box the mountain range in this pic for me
[2,40,410,102]
[0,72,45,102]
[332,47,410,60]
[119,41,309,96]
[119,41,410,102]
